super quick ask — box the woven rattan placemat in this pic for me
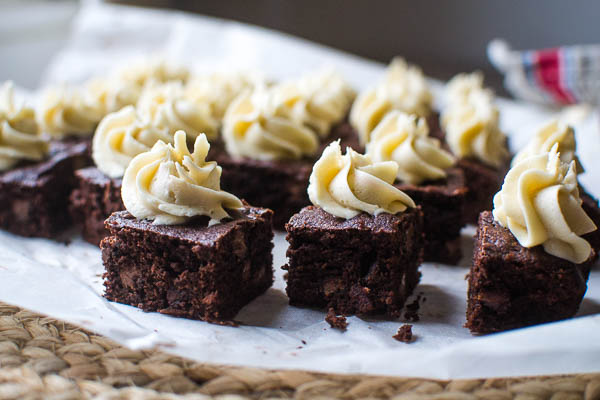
[0,303,598,400]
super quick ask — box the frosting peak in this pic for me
[493,145,596,264]
[222,87,319,161]
[0,81,48,171]
[122,130,242,225]
[512,119,581,171]
[366,111,455,185]
[277,69,355,137]
[350,57,433,145]
[307,141,415,219]
[441,75,509,168]
[37,85,103,138]
[137,82,218,140]
[92,106,173,178]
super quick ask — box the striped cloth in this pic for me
[488,39,600,106]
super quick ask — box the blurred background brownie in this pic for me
[69,167,123,245]
[0,140,89,237]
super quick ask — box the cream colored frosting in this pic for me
[92,106,173,178]
[307,140,415,219]
[493,144,596,264]
[441,86,509,168]
[184,71,262,121]
[121,130,243,225]
[37,85,104,138]
[445,72,485,102]
[0,82,48,171]
[222,87,319,160]
[350,57,433,145]
[276,69,355,137]
[512,119,580,170]
[366,111,455,185]
[114,58,189,88]
[83,77,141,117]
[136,82,219,140]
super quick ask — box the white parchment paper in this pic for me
[1,0,599,379]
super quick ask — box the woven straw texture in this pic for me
[0,303,598,400]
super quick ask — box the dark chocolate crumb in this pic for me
[325,308,348,331]
[301,340,307,345]
[393,324,414,343]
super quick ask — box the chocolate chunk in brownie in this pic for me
[284,206,424,318]
[101,205,274,323]
[393,324,414,343]
[466,211,591,334]
[209,120,360,230]
[325,307,348,331]
[0,140,90,238]
[70,167,123,245]
[395,167,467,264]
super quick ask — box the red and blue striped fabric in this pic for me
[489,40,600,106]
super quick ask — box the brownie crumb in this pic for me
[404,293,423,322]
[325,308,348,331]
[393,324,414,343]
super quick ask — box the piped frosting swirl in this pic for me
[441,73,509,168]
[121,130,242,225]
[0,82,48,171]
[350,57,433,145]
[276,69,355,137]
[37,85,104,138]
[136,82,218,140]
[366,111,455,185]
[493,144,596,264]
[222,87,319,160]
[512,119,580,170]
[307,140,415,219]
[92,106,173,178]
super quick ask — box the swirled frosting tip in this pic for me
[493,144,596,264]
[222,87,319,161]
[366,111,455,185]
[350,57,432,145]
[308,140,415,220]
[92,105,173,178]
[512,119,582,172]
[121,130,242,225]
[0,81,48,171]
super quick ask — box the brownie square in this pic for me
[210,121,360,229]
[0,140,89,238]
[101,205,274,323]
[283,206,424,317]
[70,167,123,245]
[395,167,467,264]
[466,211,591,334]
[457,158,506,225]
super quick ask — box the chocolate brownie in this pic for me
[70,167,124,246]
[284,206,424,317]
[457,158,506,225]
[395,167,467,264]
[101,204,274,323]
[425,118,509,225]
[466,211,592,334]
[210,121,360,229]
[580,188,600,265]
[0,140,89,238]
